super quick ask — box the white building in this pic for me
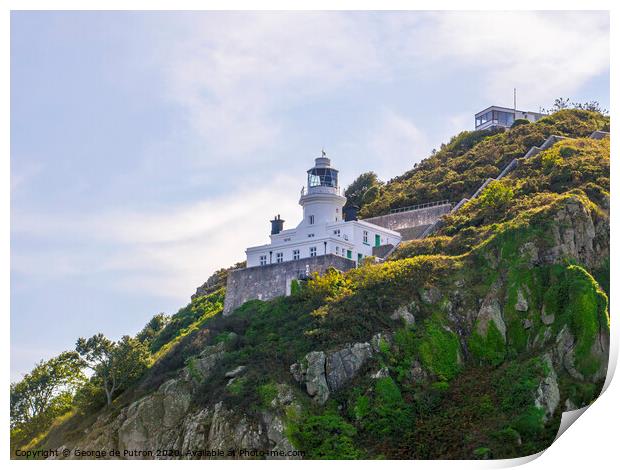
[475,105,546,131]
[245,154,402,268]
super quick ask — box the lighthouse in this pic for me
[298,155,347,229]
[243,151,402,268]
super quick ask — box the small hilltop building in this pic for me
[475,105,546,131]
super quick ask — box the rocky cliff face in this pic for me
[44,195,609,460]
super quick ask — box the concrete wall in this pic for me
[223,254,356,316]
[362,204,451,240]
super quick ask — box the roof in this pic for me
[475,105,544,117]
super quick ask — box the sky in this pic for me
[10,11,609,380]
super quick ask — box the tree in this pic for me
[136,313,169,345]
[76,334,151,406]
[344,172,383,210]
[571,100,608,115]
[544,98,608,115]
[10,351,85,440]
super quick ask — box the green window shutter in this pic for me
[375,234,381,247]
[347,250,352,259]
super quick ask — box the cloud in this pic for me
[150,12,381,160]
[142,11,608,164]
[367,110,430,180]
[12,174,302,300]
[405,11,609,108]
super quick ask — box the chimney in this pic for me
[343,205,359,222]
[270,214,285,235]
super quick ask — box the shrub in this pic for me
[289,410,362,459]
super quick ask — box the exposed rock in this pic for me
[515,288,529,312]
[371,332,392,353]
[523,319,533,329]
[208,402,264,452]
[225,366,247,378]
[117,378,193,456]
[289,363,303,383]
[268,384,295,409]
[554,325,608,382]
[534,354,560,422]
[540,196,601,268]
[390,305,415,325]
[326,342,373,391]
[180,408,213,458]
[302,351,330,404]
[371,367,390,379]
[541,305,555,325]
[420,287,441,304]
[519,242,540,266]
[183,342,226,382]
[564,399,578,412]
[261,412,299,459]
[475,285,506,341]
[291,342,374,404]
[410,360,428,384]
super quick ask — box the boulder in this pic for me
[475,286,506,341]
[541,305,555,325]
[515,288,529,312]
[291,342,375,404]
[534,354,560,422]
[326,343,373,391]
[303,351,330,404]
[390,305,415,325]
[225,365,246,378]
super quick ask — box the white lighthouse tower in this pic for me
[244,151,402,267]
[298,154,347,229]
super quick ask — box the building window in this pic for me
[346,249,352,259]
[293,249,300,260]
[276,252,283,263]
[333,229,341,236]
[358,253,363,263]
[310,247,317,257]
[309,215,315,225]
[363,230,369,244]
[283,237,291,242]
[259,255,267,266]
[335,246,340,255]
[344,234,349,241]
[307,233,314,238]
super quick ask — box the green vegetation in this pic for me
[76,334,151,406]
[10,352,85,452]
[290,409,363,459]
[17,109,609,460]
[468,321,506,366]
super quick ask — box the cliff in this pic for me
[30,110,610,460]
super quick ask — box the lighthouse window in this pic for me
[309,247,317,257]
[276,252,283,263]
[308,167,338,188]
[309,215,315,225]
[333,229,340,236]
[259,255,267,266]
[293,249,300,260]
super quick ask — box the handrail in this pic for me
[389,199,452,214]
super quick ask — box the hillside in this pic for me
[17,110,610,460]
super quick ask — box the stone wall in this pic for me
[223,255,356,316]
[362,203,452,241]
